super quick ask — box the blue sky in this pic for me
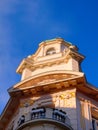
[0,0,98,114]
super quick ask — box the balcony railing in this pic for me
[16,107,73,130]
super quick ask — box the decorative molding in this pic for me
[20,99,34,108]
[13,73,78,90]
[59,92,76,100]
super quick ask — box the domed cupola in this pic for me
[16,38,84,81]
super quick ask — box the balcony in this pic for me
[16,108,73,130]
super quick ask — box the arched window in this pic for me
[46,48,56,55]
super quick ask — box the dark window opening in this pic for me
[46,48,56,55]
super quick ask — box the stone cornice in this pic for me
[8,73,85,97]
[16,48,84,74]
[39,38,72,47]
[16,51,69,74]
[10,71,84,89]
[8,70,98,101]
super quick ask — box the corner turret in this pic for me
[16,38,84,80]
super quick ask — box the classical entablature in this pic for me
[8,71,84,95]
[7,70,98,101]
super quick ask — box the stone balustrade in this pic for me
[16,107,72,130]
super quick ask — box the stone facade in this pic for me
[0,38,98,130]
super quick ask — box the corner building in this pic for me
[0,38,98,130]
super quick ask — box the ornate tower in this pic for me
[0,38,98,130]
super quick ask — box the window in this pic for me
[46,48,56,55]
